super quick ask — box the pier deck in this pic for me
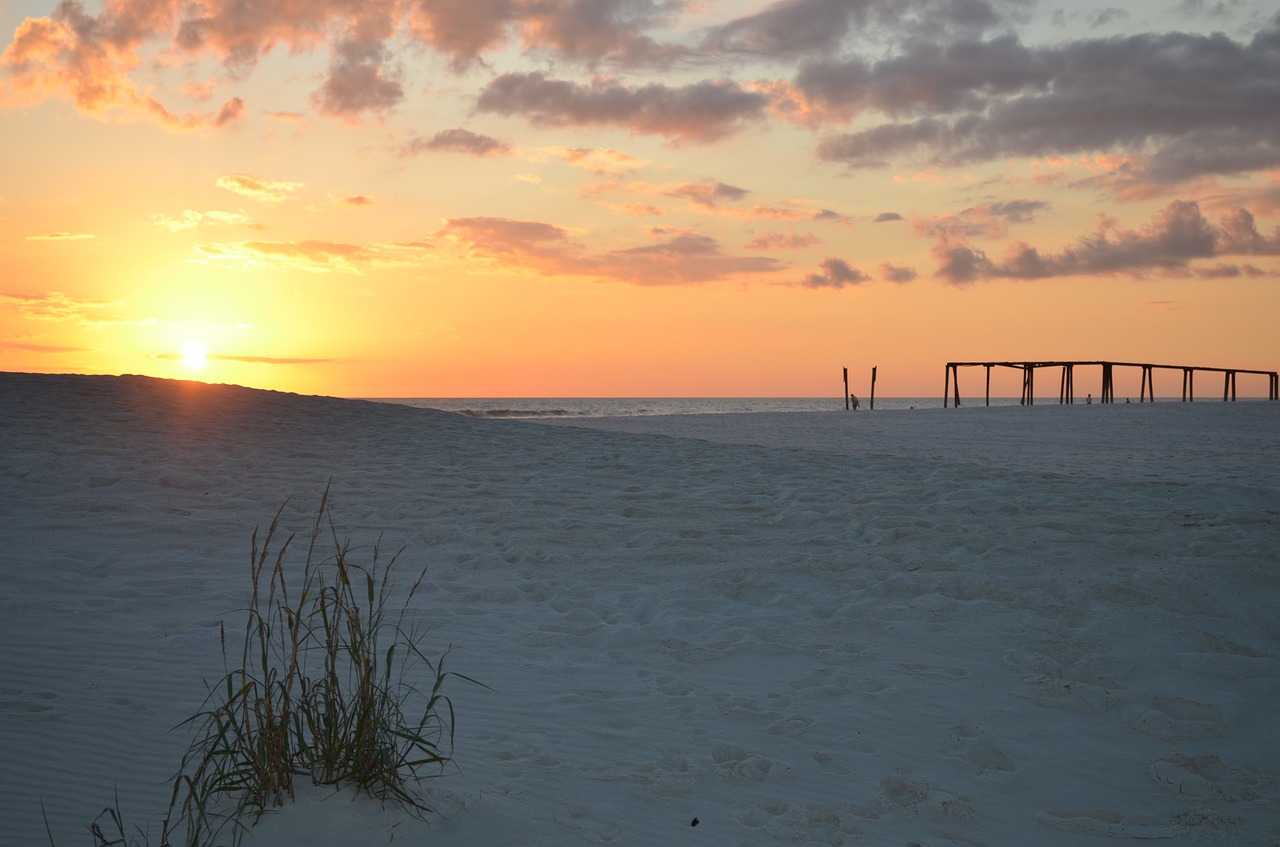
[944,361,1279,407]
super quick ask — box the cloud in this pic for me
[806,26,1280,186]
[193,240,375,273]
[475,73,769,143]
[214,96,246,126]
[153,352,341,365]
[745,231,821,249]
[1089,8,1129,29]
[797,256,871,288]
[879,262,918,283]
[667,181,750,208]
[587,179,830,221]
[26,231,95,240]
[540,146,649,175]
[152,210,253,232]
[515,0,682,66]
[313,36,404,120]
[403,0,522,67]
[929,199,1280,285]
[402,128,513,157]
[1193,263,1267,279]
[0,290,118,322]
[0,5,251,130]
[914,200,1048,241]
[216,173,302,203]
[874,212,904,222]
[437,216,783,285]
[0,340,88,353]
[405,0,683,68]
[702,0,1011,59]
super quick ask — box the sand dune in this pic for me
[2,372,1277,846]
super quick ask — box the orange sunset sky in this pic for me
[2,0,1278,399]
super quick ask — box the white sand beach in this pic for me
[2,372,1278,846]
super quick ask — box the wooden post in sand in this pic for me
[843,367,849,410]
[870,367,877,410]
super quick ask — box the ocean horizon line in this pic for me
[364,395,1273,420]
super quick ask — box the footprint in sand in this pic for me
[711,744,775,782]
[950,726,1018,773]
[0,689,58,718]
[1123,696,1225,741]
[879,775,974,822]
[1040,808,1172,839]
[812,751,851,776]
[1147,754,1276,803]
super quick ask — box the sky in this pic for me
[1,0,1278,399]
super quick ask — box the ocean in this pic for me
[368,397,1030,419]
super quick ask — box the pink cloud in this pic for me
[745,231,821,250]
[437,216,784,285]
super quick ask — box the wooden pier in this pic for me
[944,361,1280,407]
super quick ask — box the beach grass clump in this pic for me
[167,485,470,847]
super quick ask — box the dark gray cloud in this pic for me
[799,257,871,288]
[916,200,1049,241]
[702,0,1014,59]
[929,199,1280,285]
[667,181,750,207]
[476,73,768,142]
[406,0,683,67]
[518,0,683,66]
[313,37,404,119]
[879,262,918,282]
[402,128,512,156]
[809,25,1280,185]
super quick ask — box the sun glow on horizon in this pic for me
[181,341,209,370]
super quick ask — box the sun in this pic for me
[181,341,209,370]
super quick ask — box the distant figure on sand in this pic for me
[850,394,860,410]
[1087,393,1092,404]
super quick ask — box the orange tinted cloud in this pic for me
[437,216,784,285]
[745,231,821,250]
[216,173,302,202]
[26,231,95,240]
[193,240,374,273]
[0,9,246,130]
[1,291,118,322]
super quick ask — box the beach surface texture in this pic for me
[2,372,1278,846]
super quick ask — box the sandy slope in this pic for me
[2,373,1278,846]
